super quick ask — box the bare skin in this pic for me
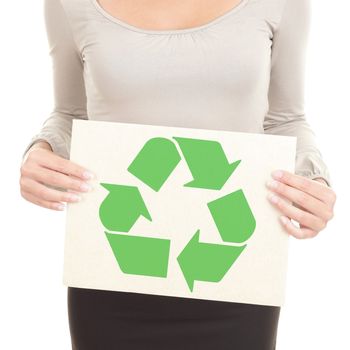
[20,141,94,211]
[266,171,336,239]
[95,0,244,30]
[20,0,336,240]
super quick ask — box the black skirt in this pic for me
[67,286,281,350]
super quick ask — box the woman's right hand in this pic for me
[20,141,95,211]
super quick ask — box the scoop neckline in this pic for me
[90,0,249,35]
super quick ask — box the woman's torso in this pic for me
[61,0,286,134]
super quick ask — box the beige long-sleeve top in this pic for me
[22,0,332,187]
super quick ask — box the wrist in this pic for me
[22,140,53,165]
[30,140,53,152]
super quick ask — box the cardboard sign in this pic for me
[62,119,296,307]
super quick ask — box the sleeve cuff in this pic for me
[295,152,332,188]
[22,133,69,162]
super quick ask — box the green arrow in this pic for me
[172,137,241,190]
[99,183,152,232]
[207,189,256,244]
[127,137,181,192]
[177,229,246,292]
[105,232,171,277]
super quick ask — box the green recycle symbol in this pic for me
[98,137,256,292]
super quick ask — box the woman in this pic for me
[19,0,336,349]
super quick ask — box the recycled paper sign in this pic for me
[63,119,296,307]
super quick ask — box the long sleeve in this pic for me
[263,0,332,187]
[21,0,88,161]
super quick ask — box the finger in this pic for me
[266,179,331,221]
[26,163,93,193]
[30,148,95,181]
[21,177,82,204]
[267,192,327,232]
[271,170,333,206]
[279,215,318,239]
[21,189,66,211]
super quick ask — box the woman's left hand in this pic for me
[266,170,336,239]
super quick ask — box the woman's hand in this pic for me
[20,141,95,211]
[266,170,336,239]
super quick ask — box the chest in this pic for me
[83,0,274,106]
[96,0,245,31]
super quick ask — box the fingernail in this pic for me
[57,203,65,211]
[80,182,92,192]
[267,193,279,203]
[280,216,289,225]
[272,170,283,179]
[266,179,278,188]
[82,171,94,180]
[68,194,81,202]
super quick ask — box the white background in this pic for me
[1,1,349,349]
